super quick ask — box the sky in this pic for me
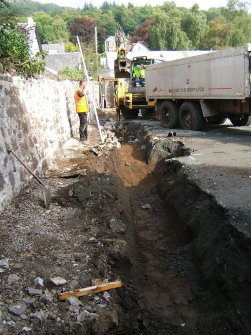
[36,0,229,11]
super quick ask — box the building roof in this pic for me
[45,52,81,73]
[130,41,149,52]
[105,36,115,42]
[42,43,65,54]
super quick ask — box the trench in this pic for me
[114,144,199,335]
[0,124,250,335]
[106,142,250,335]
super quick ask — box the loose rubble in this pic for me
[0,116,250,335]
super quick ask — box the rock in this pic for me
[29,311,45,323]
[109,218,126,234]
[21,326,32,333]
[20,314,28,320]
[0,259,9,272]
[34,277,44,287]
[103,291,111,302]
[68,279,79,289]
[40,290,53,303]
[30,318,40,325]
[91,147,103,157]
[28,288,43,296]
[94,296,101,304]
[50,277,67,286]
[67,297,82,306]
[12,263,22,270]
[0,63,4,74]
[77,310,99,322]
[75,186,91,202]
[23,298,35,305]
[69,305,80,315]
[89,237,97,243]
[141,203,152,209]
[8,303,27,316]
[7,274,20,284]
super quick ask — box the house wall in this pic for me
[0,75,82,213]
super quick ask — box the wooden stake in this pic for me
[58,280,122,301]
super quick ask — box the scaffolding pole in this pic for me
[76,35,104,143]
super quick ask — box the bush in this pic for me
[0,22,46,77]
[58,66,83,80]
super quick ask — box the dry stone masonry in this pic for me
[0,75,79,213]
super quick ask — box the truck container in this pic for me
[145,44,251,130]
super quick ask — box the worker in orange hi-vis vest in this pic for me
[74,80,90,142]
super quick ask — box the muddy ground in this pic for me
[0,116,250,335]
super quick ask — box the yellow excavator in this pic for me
[114,28,163,120]
[114,27,130,79]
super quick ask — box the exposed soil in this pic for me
[0,120,250,335]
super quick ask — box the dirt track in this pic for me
[0,118,250,334]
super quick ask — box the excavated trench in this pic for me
[104,139,251,335]
[0,122,250,334]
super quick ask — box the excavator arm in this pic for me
[114,27,130,78]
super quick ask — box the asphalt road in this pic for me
[133,119,251,215]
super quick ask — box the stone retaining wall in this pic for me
[0,75,83,213]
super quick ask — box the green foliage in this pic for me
[201,0,251,49]
[65,41,79,52]
[181,5,209,49]
[80,42,100,79]
[200,15,230,49]
[33,12,69,43]
[149,9,192,50]
[1,0,251,79]
[0,22,46,77]
[94,10,118,52]
[58,66,83,80]
[0,0,8,8]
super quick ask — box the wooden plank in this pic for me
[58,280,122,301]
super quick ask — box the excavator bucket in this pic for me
[114,57,130,78]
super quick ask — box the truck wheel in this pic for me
[229,115,250,126]
[179,102,205,130]
[159,101,179,128]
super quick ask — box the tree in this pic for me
[202,0,251,49]
[200,15,230,49]
[222,0,251,46]
[34,12,68,43]
[206,7,222,21]
[95,11,118,52]
[181,4,209,49]
[79,42,100,79]
[222,0,247,20]
[0,0,8,8]
[120,7,139,35]
[149,6,192,50]
[69,16,95,45]
[131,19,155,45]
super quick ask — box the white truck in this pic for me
[145,44,251,130]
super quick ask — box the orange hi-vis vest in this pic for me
[74,90,89,113]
